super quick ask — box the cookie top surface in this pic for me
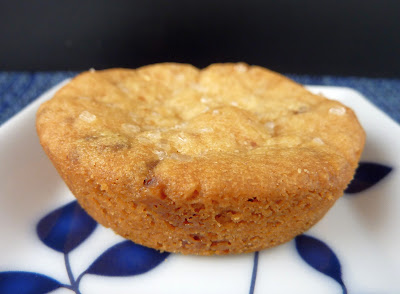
[36,63,365,204]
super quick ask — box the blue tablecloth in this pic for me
[0,72,399,126]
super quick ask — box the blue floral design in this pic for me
[345,162,392,194]
[0,201,169,294]
[86,240,169,277]
[295,235,347,294]
[37,201,97,254]
[0,272,62,294]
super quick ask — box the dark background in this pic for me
[1,0,399,77]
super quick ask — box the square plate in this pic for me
[1,82,399,294]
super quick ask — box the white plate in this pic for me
[1,82,399,294]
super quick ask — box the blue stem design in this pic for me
[340,281,348,294]
[249,251,259,294]
[64,253,82,294]
[75,270,88,290]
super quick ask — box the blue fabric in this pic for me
[0,72,399,126]
[0,72,76,125]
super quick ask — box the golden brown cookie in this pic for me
[36,63,365,255]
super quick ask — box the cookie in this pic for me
[36,63,365,255]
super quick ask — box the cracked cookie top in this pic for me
[36,63,365,204]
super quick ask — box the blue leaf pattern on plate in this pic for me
[0,271,61,294]
[86,240,170,277]
[345,162,392,194]
[36,201,97,253]
[295,234,347,294]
